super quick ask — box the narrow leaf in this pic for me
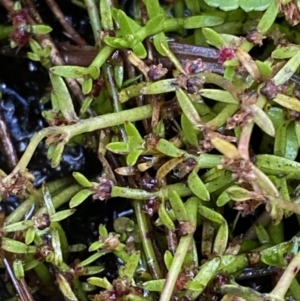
[188,170,210,201]
[69,189,93,208]
[176,88,202,128]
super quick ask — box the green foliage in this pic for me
[4,0,300,301]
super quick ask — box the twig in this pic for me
[0,0,84,110]
[2,256,36,301]
[0,104,18,170]
[45,0,87,46]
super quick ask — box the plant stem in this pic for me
[112,183,192,200]
[159,197,197,301]
[83,0,101,47]
[11,105,153,175]
[271,250,300,299]
[133,200,163,279]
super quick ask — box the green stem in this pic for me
[196,154,223,168]
[133,200,163,279]
[34,262,55,290]
[11,105,153,174]
[221,283,280,301]
[271,250,300,299]
[5,194,36,224]
[112,183,192,200]
[83,0,101,47]
[207,104,239,130]
[5,178,75,224]
[90,45,113,68]
[270,196,300,216]
[159,198,197,301]
[38,183,82,213]
[289,278,300,301]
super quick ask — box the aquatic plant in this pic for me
[1,0,300,301]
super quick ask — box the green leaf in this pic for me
[50,66,89,78]
[144,14,165,34]
[188,170,210,201]
[156,139,185,157]
[272,46,300,59]
[256,0,279,34]
[132,43,147,59]
[1,237,36,254]
[158,200,176,231]
[87,66,100,80]
[13,260,24,280]
[216,190,231,206]
[51,209,76,222]
[176,88,202,129]
[106,142,129,154]
[100,0,113,30]
[200,89,239,104]
[124,121,144,145]
[69,189,93,208]
[82,77,93,95]
[139,79,177,95]
[80,96,94,116]
[185,257,220,293]
[213,222,228,255]
[98,224,108,238]
[77,251,107,267]
[274,121,289,158]
[3,221,31,232]
[256,154,300,176]
[87,277,113,289]
[181,113,199,147]
[117,9,140,35]
[203,0,239,11]
[79,266,104,276]
[255,60,272,78]
[51,228,63,266]
[252,105,275,137]
[168,190,189,221]
[24,260,40,271]
[143,279,165,292]
[202,28,227,48]
[261,241,290,267]
[126,149,143,166]
[205,170,233,193]
[273,51,300,86]
[184,15,224,29]
[285,121,299,160]
[25,227,35,245]
[28,24,52,34]
[204,0,272,12]
[49,73,77,122]
[295,121,300,146]
[50,142,65,168]
[255,224,270,244]
[198,205,225,224]
[226,185,253,201]
[56,274,78,301]
[27,52,40,61]
[273,94,300,112]
[211,137,239,159]
[164,250,173,271]
[42,183,56,216]
[72,172,93,187]
[119,251,140,281]
[89,241,104,252]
